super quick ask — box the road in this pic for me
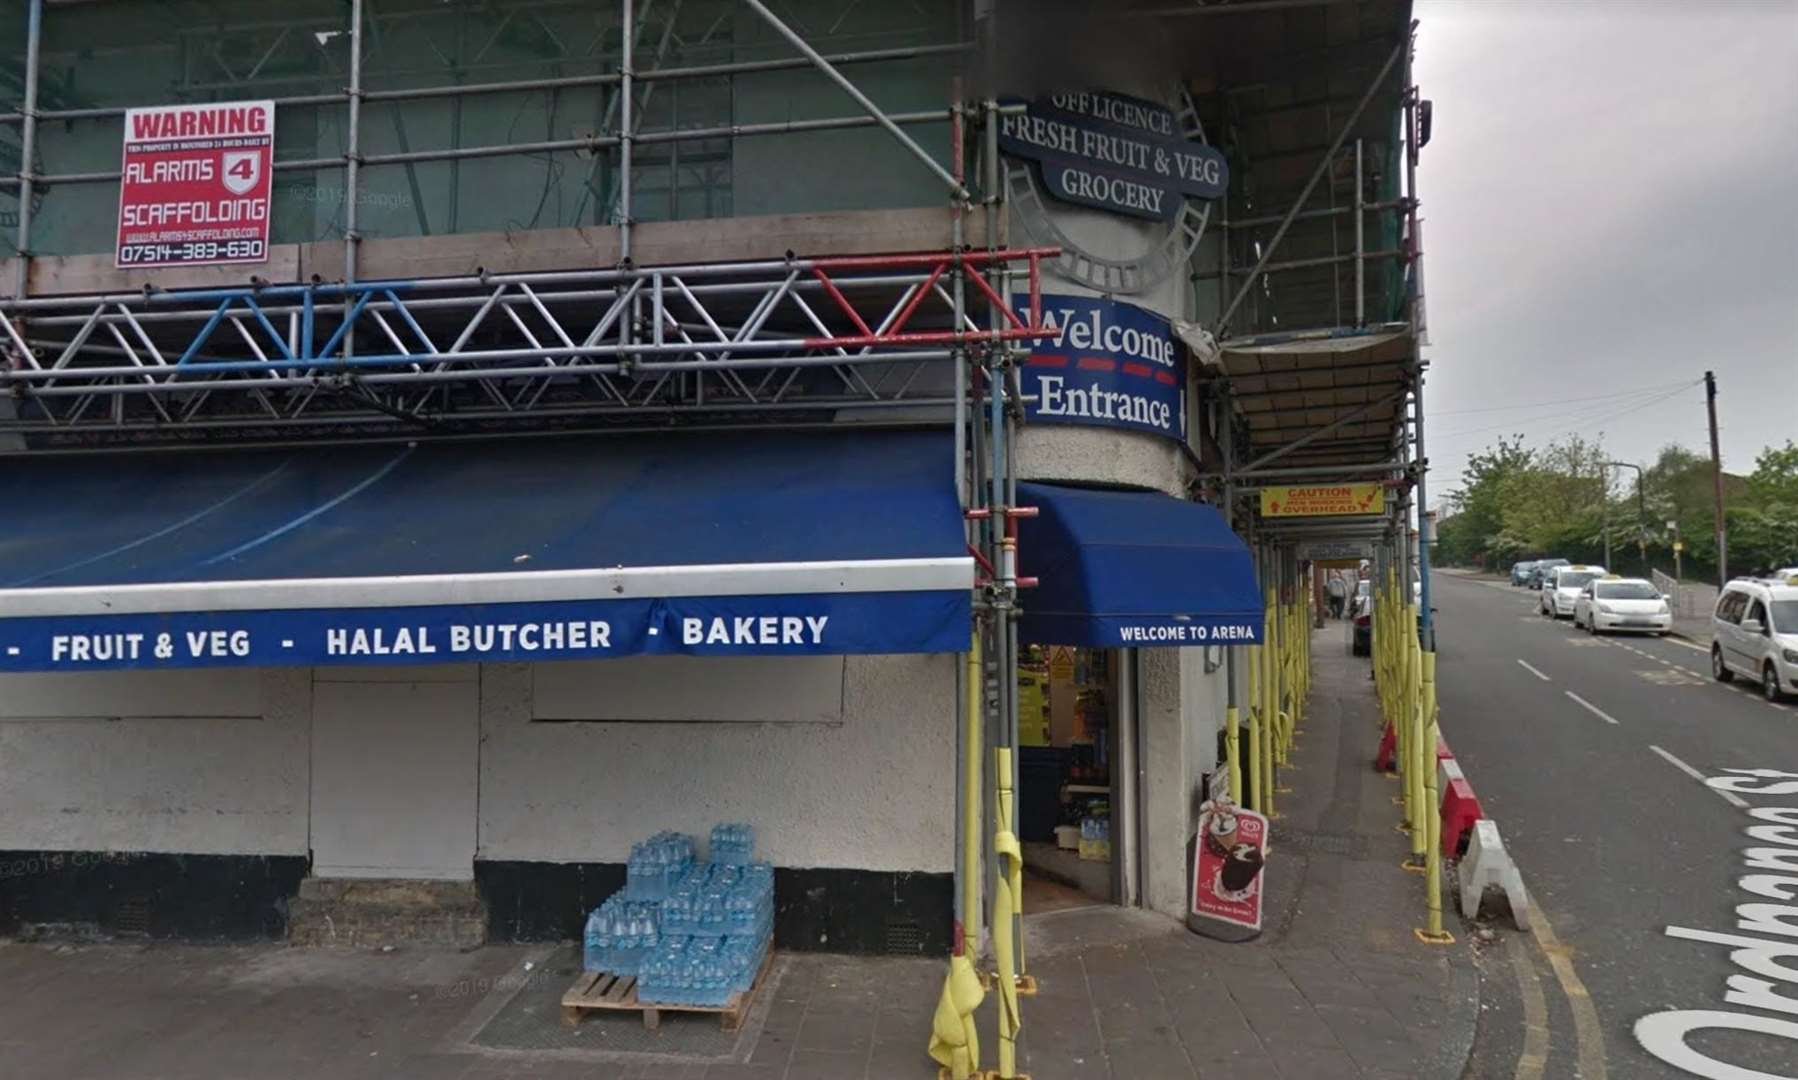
[1428,570,1798,1079]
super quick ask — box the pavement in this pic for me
[0,641,1483,1080]
[1428,568,1798,1078]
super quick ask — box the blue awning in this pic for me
[1015,482,1262,648]
[0,431,972,672]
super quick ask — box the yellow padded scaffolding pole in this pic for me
[1407,612,1427,861]
[932,635,989,1080]
[1247,643,1263,814]
[1417,650,1454,944]
[1262,583,1277,818]
[992,747,1024,1079]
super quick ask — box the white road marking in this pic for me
[1665,637,1707,653]
[1564,692,1619,725]
[1517,659,1551,681]
[1648,744,1748,809]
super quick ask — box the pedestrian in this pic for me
[1327,573,1347,619]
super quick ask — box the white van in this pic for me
[1711,575,1798,702]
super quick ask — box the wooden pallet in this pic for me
[560,950,774,1032]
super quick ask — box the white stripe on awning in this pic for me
[0,556,975,618]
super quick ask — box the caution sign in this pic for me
[1259,484,1385,518]
[116,100,274,269]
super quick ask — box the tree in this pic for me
[1438,435,1532,565]
[1731,442,1798,574]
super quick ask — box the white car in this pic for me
[1540,565,1606,619]
[1711,575,1798,702]
[1572,576,1672,635]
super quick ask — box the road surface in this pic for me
[1429,570,1798,1079]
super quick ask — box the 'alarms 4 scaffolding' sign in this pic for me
[115,100,274,269]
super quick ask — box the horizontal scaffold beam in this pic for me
[0,248,1057,448]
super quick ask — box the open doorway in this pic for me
[1018,645,1122,911]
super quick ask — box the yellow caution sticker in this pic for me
[1259,484,1386,518]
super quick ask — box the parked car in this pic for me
[1529,558,1570,588]
[1511,560,1538,586]
[1572,576,1672,635]
[1540,565,1606,618]
[1350,579,1429,656]
[1711,575,1798,702]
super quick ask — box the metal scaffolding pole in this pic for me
[1403,31,1424,341]
[344,0,364,289]
[1214,33,1407,332]
[619,0,636,265]
[1354,138,1366,327]
[1237,388,1409,472]
[740,0,966,199]
[1413,383,1434,652]
[1222,384,1244,804]
[11,0,43,298]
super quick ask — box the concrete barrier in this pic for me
[1458,820,1530,930]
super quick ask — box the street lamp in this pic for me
[1605,461,1645,571]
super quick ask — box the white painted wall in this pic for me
[479,653,957,872]
[0,668,310,856]
[0,651,957,879]
[533,655,845,723]
[310,672,480,880]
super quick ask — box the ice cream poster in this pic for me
[1192,804,1268,932]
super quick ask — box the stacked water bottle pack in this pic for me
[582,896,662,976]
[625,831,697,900]
[580,824,775,1008]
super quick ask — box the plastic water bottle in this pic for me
[583,907,609,973]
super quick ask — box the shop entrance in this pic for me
[1017,645,1125,910]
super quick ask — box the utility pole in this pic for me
[1705,370,1727,584]
[1601,464,1612,570]
[1606,461,1644,572]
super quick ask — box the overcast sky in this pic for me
[1412,0,1798,504]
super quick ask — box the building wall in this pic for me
[1,0,959,262]
[477,654,955,872]
[0,652,954,945]
[0,668,309,856]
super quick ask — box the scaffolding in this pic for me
[1,0,1438,1059]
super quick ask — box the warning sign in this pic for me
[116,100,274,269]
[1259,484,1385,518]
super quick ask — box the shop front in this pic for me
[1012,482,1262,911]
[0,428,976,949]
